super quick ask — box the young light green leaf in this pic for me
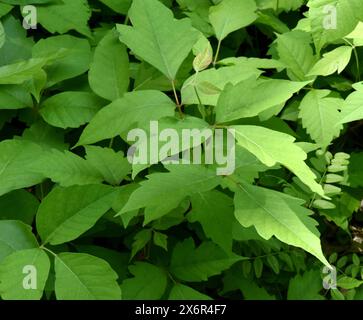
[117,0,199,80]
[209,0,257,41]
[234,182,329,267]
[121,262,168,300]
[0,248,50,300]
[89,30,130,101]
[345,22,363,46]
[36,184,117,245]
[231,125,324,196]
[54,253,121,300]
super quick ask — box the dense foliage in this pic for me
[1,0,363,300]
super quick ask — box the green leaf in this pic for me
[0,85,32,110]
[20,120,68,150]
[231,125,324,196]
[308,0,363,52]
[89,30,130,101]
[130,115,210,178]
[287,269,325,300]
[121,165,221,224]
[253,258,264,278]
[0,140,45,197]
[121,262,168,300]
[168,283,212,300]
[0,190,39,224]
[241,281,275,300]
[337,276,363,290]
[0,220,38,263]
[32,35,91,86]
[346,22,363,47]
[2,0,53,4]
[307,46,352,76]
[340,87,363,124]
[0,4,12,18]
[36,184,117,245]
[189,190,234,252]
[85,146,131,185]
[54,252,121,300]
[37,0,92,38]
[299,90,343,148]
[275,30,317,81]
[34,149,103,187]
[209,0,257,41]
[0,58,47,85]
[77,90,176,146]
[192,36,213,72]
[234,182,329,266]
[348,153,363,187]
[0,248,50,300]
[170,238,242,282]
[0,15,33,65]
[98,0,131,14]
[112,184,141,228]
[216,78,308,123]
[130,229,152,259]
[153,231,168,251]
[116,0,199,80]
[75,245,129,280]
[40,92,105,129]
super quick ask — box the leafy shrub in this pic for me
[1,0,363,300]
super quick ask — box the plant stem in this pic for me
[213,39,222,67]
[40,246,58,258]
[344,38,360,82]
[171,80,183,118]
[193,71,206,120]
[124,14,129,25]
[109,137,114,148]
